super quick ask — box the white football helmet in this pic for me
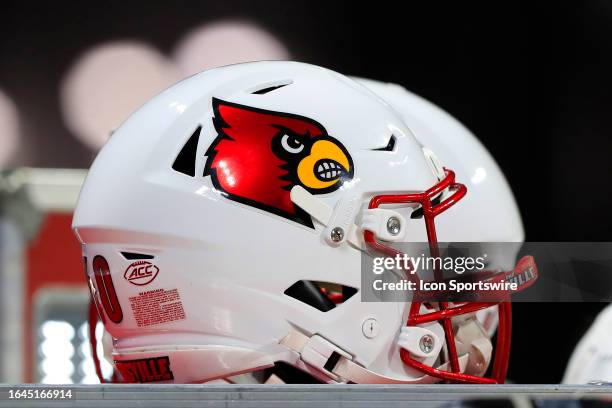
[563,304,612,384]
[73,61,532,384]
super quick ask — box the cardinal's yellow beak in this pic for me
[297,139,352,190]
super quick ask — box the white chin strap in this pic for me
[279,329,468,384]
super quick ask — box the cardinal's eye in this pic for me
[281,134,304,154]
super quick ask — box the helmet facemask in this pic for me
[363,168,537,384]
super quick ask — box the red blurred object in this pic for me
[24,213,85,382]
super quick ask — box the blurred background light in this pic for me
[41,373,73,385]
[40,320,75,340]
[173,20,289,77]
[40,338,74,359]
[36,318,113,384]
[77,321,113,383]
[41,357,74,377]
[38,320,76,384]
[60,42,180,150]
[0,88,19,169]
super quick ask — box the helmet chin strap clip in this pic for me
[290,186,363,249]
[397,325,443,364]
[280,329,466,384]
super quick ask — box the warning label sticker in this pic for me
[129,288,186,327]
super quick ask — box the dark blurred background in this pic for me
[1,0,610,383]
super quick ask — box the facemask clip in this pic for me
[361,208,408,242]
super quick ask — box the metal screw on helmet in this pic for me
[330,227,345,242]
[419,334,435,354]
[362,317,380,339]
[387,217,401,236]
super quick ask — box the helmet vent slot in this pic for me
[120,252,154,260]
[172,126,201,177]
[284,280,357,312]
[250,80,292,95]
[371,135,396,152]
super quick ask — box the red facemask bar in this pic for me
[363,169,512,384]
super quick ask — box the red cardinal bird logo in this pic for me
[204,98,354,227]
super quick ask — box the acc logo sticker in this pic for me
[124,261,159,286]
